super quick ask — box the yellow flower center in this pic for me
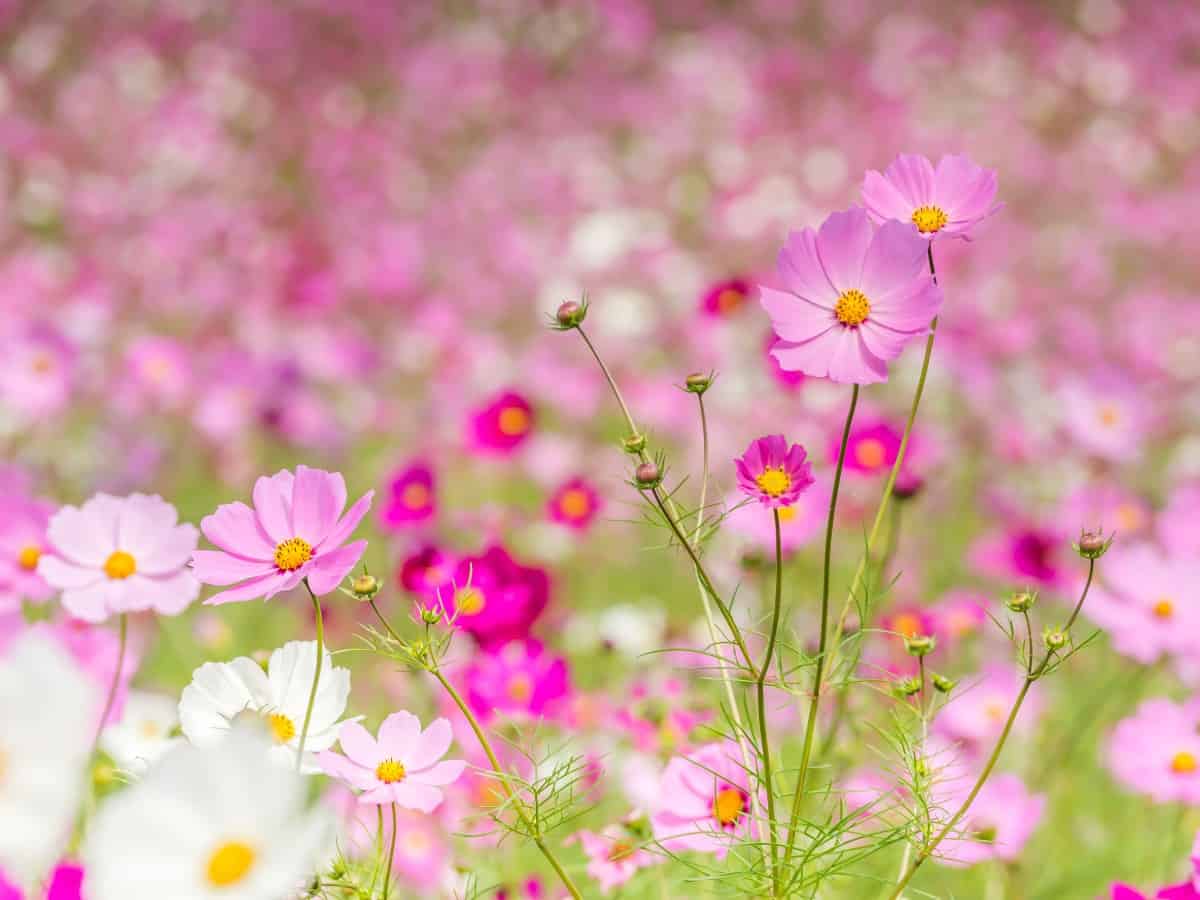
[497,406,530,436]
[834,288,871,327]
[267,713,296,744]
[891,613,923,638]
[911,205,948,234]
[777,506,797,523]
[402,483,430,509]
[103,550,137,580]
[712,787,745,826]
[17,545,41,571]
[558,488,592,520]
[607,840,635,862]
[206,841,256,887]
[273,537,312,572]
[455,587,486,616]
[508,674,533,702]
[716,287,745,313]
[1153,598,1175,620]
[854,438,886,469]
[376,759,407,784]
[1172,751,1197,774]
[754,467,791,497]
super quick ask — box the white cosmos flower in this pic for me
[178,640,353,772]
[83,725,332,900]
[0,631,99,882]
[100,689,182,775]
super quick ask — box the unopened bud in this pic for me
[1075,529,1111,560]
[904,634,936,657]
[684,372,712,394]
[93,760,117,788]
[893,676,922,698]
[634,462,662,488]
[1043,627,1067,651]
[421,607,442,625]
[931,673,956,693]
[622,433,647,454]
[555,300,587,328]
[351,573,379,599]
[914,756,931,778]
[1005,591,1036,613]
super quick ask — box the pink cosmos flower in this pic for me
[37,494,200,623]
[318,712,466,812]
[1109,699,1200,805]
[379,460,436,531]
[123,336,192,410]
[422,545,549,649]
[723,480,830,556]
[970,522,1070,591]
[935,774,1045,867]
[574,825,658,893]
[734,435,814,508]
[463,640,570,722]
[397,544,453,595]
[0,498,55,607]
[467,390,535,455]
[1160,484,1200,558]
[699,277,753,317]
[546,477,602,531]
[861,153,1000,240]
[192,466,373,604]
[650,741,762,859]
[833,418,902,477]
[764,335,805,391]
[762,208,943,384]
[1059,375,1147,463]
[933,663,1042,755]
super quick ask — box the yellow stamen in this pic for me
[206,841,256,887]
[273,537,312,572]
[455,587,485,616]
[712,787,744,826]
[912,205,948,234]
[267,713,296,744]
[402,482,430,509]
[754,467,791,497]
[497,406,530,436]
[558,488,592,520]
[891,613,922,638]
[376,759,407,784]
[17,545,41,571]
[1153,598,1174,620]
[1172,751,1197,774]
[103,550,137,580]
[854,438,886,469]
[834,288,871,327]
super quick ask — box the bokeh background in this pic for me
[4,0,1200,897]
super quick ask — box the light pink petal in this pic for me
[412,759,467,787]
[61,581,116,623]
[38,555,104,589]
[200,502,275,562]
[306,540,367,596]
[203,570,292,606]
[770,328,841,380]
[133,570,201,617]
[760,286,836,344]
[378,711,422,751]
[870,279,943,333]
[318,750,379,792]
[116,494,179,557]
[252,471,295,544]
[858,321,915,362]
[777,229,837,304]
[861,168,916,224]
[139,524,199,576]
[191,550,273,586]
[315,491,374,554]
[291,466,347,547]
[933,154,997,219]
[815,208,872,294]
[338,721,384,768]
[826,330,887,385]
[389,781,444,813]
[860,220,928,300]
[407,717,454,771]
[46,495,121,566]
[884,154,936,208]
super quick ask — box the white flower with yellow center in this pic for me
[178,641,354,773]
[83,725,332,900]
[0,631,99,883]
[99,689,182,775]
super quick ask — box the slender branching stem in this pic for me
[93,613,128,750]
[758,509,785,895]
[781,384,860,873]
[296,580,325,771]
[382,803,398,900]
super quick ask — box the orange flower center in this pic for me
[558,488,592,520]
[716,287,745,313]
[1153,598,1174,620]
[273,537,312,572]
[712,787,745,826]
[17,545,41,571]
[834,289,871,327]
[1172,751,1197,774]
[103,550,137,580]
[497,406,530,436]
[855,438,886,469]
[402,483,430,509]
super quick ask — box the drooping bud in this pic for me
[622,433,647,454]
[634,462,662,488]
[1005,590,1036,613]
[555,300,587,329]
[1075,529,1112,560]
[904,634,936,657]
[351,573,380,600]
[684,372,712,394]
[931,673,956,693]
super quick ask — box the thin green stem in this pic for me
[382,803,398,900]
[296,580,325,771]
[93,613,128,750]
[429,666,582,899]
[369,598,403,643]
[781,383,860,873]
[576,325,640,437]
[758,509,784,895]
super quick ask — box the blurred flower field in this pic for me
[2,1,1200,898]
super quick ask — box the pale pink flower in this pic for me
[861,153,1000,240]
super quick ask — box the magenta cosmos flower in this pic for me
[468,390,535,455]
[650,741,762,859]
[547,477,602,531]
[318,712,466,812]
[734,435,814,508]
[699,277,753,318]
[192,466,373,604]
[861,153,1000,240]
[378,459,435,531]
[463,639,570,722]
[37,493,200,623]
[761,208,943,384]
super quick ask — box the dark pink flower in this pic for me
[468,390,535,455]
[424,545,549,649]
[546,477,602,531]
[379,460,436,531]
[463,640,570,721]
[699,278,753,318]
[734,435,814,508]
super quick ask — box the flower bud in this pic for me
[684,372,712,394]
[904,634,936,657]
[1005,590,1036,613]
[351,573,379,600]
[932,673,956,693]
[421,607,442,626]
[622,433,647,454]
[1043,627,1067,651]
[1075,529,1111,560]
[555,300,587,328]
[634,462,662,488]
[893,676,922,698]
[93,760,117,788]
[914,756,931,778]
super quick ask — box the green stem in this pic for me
[781,383,860,873]
[93,613,128,750]
[296,580,325,771]
[382,804,398,900]
[758,509,784,895]
[429,666,582,900]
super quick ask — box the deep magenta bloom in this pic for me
[861,153,1000,240]
[468,390,535,455]
[761,208,942,384]
[397,544,453,595]
[546,477,602,531]
[379,460,436,531]
[699,277,753,317]
[464,640,570,721]
[192,466,373,604]
[832,419,903,477]
[734,435,814,508]
[423,544,549,648]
